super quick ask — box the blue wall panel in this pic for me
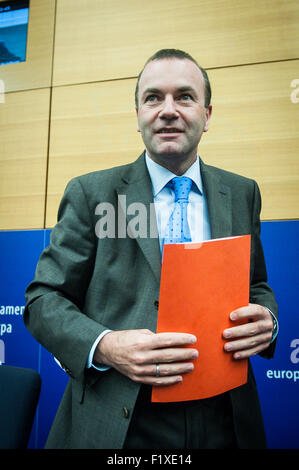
[0,221,298,449]
[0,230,44,449]
[251,220,299,449]
[0,229,68,449]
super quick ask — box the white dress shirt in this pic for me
[145,153,211,252]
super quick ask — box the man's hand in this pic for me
[223,303,274,359]
[93,329,198,386]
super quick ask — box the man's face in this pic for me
[136,58,212,168]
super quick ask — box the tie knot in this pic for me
[171,176,192,202]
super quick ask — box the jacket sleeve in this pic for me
[249,180,278,359]
[24,177,108,382]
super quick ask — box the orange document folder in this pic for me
[151,235,250,402]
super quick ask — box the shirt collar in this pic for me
[145,152,203,197]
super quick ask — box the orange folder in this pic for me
[151,235,250,402]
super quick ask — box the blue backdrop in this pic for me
[0,220,298,449]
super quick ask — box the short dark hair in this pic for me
[135,48,211,108]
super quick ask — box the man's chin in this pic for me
[150,143,185,159]
[150,148,189,162]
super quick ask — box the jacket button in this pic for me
[154,300,159,310]
[123,407,130,419]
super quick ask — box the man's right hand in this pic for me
[93,329,198,386]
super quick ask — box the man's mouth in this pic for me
[156,128,184,134]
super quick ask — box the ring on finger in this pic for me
[156,364,160,377]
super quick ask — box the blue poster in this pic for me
[0,230,43,370]
[251,220,299,449]
[0,221,298,449]
[0,229,68,449]
[0,230,44,448]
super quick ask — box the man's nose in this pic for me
[159,96,179,119]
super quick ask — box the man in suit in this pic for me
[24,49,278,449]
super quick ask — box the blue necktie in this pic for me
[163,176,192,247]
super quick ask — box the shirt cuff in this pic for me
[266,308,279,343]
[87,329,112,371]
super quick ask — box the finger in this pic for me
[224,332,272,354]
[152,332,197,349]
[132,347,198,367]
[223,319,272,340]
[223,323,257,340]
[136,361,195,377]
[230,303,269,322]
[119,361,187,386]
[135,374,184,387]
[230,341,271,360]
[144,347,199,365]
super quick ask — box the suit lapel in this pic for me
[114,155,232,285]
[200,160,232,239]
[116,154,162,284]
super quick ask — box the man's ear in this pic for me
[203,105,212,132]
[136,107,141,132]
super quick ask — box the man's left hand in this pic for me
[223,303,274,359]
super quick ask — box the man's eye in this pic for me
[145,95,159,103]
[179,94,192,101]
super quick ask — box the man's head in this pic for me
[135,49,211,109]
[135,49,212,172]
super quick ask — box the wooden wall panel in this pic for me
[202,60,299,220]
[46,60,298,227]
[0,0,298,230]
[0,88,50,229]
[52,0,299,86]
[45,78,143,226]
[0,0,56,92]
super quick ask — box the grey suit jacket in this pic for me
[24,153,278,449]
